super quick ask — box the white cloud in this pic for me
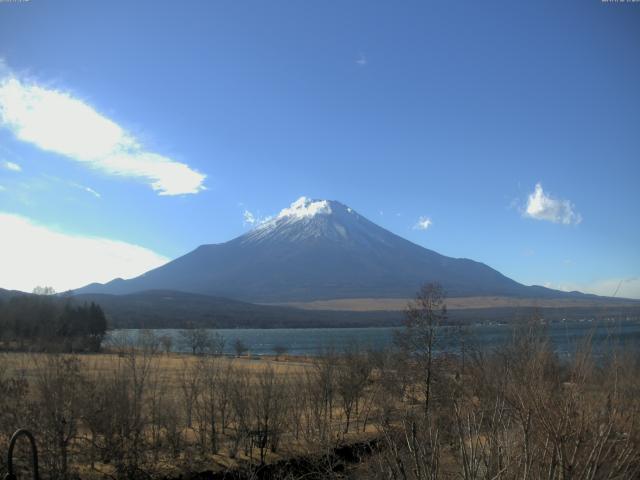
[68,181,101,198]
[243,208,272,226]
[0,212,169,292]
[356,54,367,66]
[2,160,21,172]
[543,277,640,300]
[83,186,101,198]
[524,183,581,225]
[0,73,206,195]
[243,209,256,225]
[413,216,432,231]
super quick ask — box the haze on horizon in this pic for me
[0,0,638,298]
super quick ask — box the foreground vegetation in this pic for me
[1,285,639,479]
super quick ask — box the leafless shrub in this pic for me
[336,344,372,434]
[30,354,84,479]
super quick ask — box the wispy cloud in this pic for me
[83,186,101,198]
[0,70,206,195]
[2,160,21,172]
[38,174,102,199]
[0,212,169,292]
[69,181,101,198]
[243,208,272,227]
[243,209,257,225]
[413,216,433,231]
[355,53,367,67]
[524,183,581,225]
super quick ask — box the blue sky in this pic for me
[0,0,639,297]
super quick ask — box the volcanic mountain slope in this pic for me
[77,197,591,302]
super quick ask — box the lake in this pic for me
[109,320,640,356]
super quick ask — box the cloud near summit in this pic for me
[0,69,206,195]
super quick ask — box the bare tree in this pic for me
[229,370,251,459]
[158,334,173,355]
[395,282,446,417]
[306,349,338,447]
[336,344,372,434]
[194,355,224,453]
[233,338,249,357]
[179,358,202,429]
[251,366,287,463]
[179,328,215,355]
[273,344,288,360]
[32,355,84,479]
[93,339,158,479]
[32,286,56,295]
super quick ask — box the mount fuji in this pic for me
[76,197,589,303]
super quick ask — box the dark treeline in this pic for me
[0,294,107,352]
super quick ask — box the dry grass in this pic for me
[0,349,379,479]
[2,351,313,398]
[268,296,640,311]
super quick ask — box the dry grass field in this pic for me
[272,296,640,311]
[0,346,382,480]
[2,351,317,405]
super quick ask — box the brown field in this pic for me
[0,347,382,479]
[269,295,640,311]
[1,351,314,398]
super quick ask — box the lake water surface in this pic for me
[110,321,640,356]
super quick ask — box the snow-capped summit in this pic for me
[243,197,384,246]
[277,197,332,219]
[76,197,587,303]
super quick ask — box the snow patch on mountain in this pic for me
[242,197,353,244]
[239,197,396,249]
[277,197,332,220]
